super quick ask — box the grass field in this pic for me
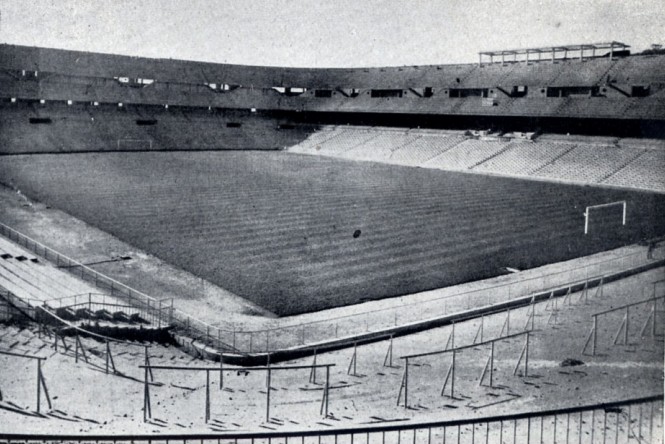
[1,151,664,316]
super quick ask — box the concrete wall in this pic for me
[0,102,314,154]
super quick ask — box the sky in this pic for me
[0,0,663,67]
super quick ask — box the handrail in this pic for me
[401,331,529,360]
[41,292,109,304]
[36,306,149,347]
[0,394,660,441]
[0,349,45,360]
[253,273,605,333]
[593,294,664,317]
[222,247,656,336]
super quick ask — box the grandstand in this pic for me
[1,41,664,442]
[287,126,665,193]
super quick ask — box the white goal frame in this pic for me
[583,201,626,235]
[117,139,154,150]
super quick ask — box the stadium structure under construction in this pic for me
[0,42,664,441]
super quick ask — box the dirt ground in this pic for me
[0,267,662,436]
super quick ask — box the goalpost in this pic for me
[117,139,154,150]
[583,201,626,235]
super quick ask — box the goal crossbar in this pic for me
[583,201,626,234]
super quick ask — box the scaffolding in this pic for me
[479,42,630,65]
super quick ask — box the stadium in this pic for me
[0,6,664,442]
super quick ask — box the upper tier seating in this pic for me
[555,97,633,118]
[549,59,615,87]
[604,55,665,85]
[497,61,569,87]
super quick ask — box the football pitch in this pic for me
[1,151,664,315]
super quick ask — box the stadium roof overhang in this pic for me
[478,41,630,65]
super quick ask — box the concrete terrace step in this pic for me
[0,235,131,310]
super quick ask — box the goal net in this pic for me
[583,201,626,235]
[117,139,154,151]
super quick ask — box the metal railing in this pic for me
[0,222,174,327]
[231,249,659,353]
[0,286,36,321]
[35,306,157,377]
[1,222,662,356]
[0,394,661,443]
[39,292,156,324]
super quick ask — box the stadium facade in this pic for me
[1,42,664,155]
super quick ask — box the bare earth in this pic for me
[0,267,662,435]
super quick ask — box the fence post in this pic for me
[404,357,409,409]
[625,306,630,344]
[145,346,154,382]
[441,351,455,398]
[36,360,41,413]
[613,309,629,346]
[205,370,211,423]
[158,299,163,329]
[525,333,530,377]
[319,365,329,417]
[451,350,456,398]
[219,353,224,390]
[490,341,495,385]
[582,315,598,356]
[474,316,483,344]
[266,367,272,423]
[383,335,394,368]
[347,342,358,376]
[143,364,151,422]
[309,350,318,384]
[445,323,455,350]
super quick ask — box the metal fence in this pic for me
[0,286,36,322]
[1,222,662,356]
[0,223,174,327]
[0,394,661,443]
[38,292,158,324]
